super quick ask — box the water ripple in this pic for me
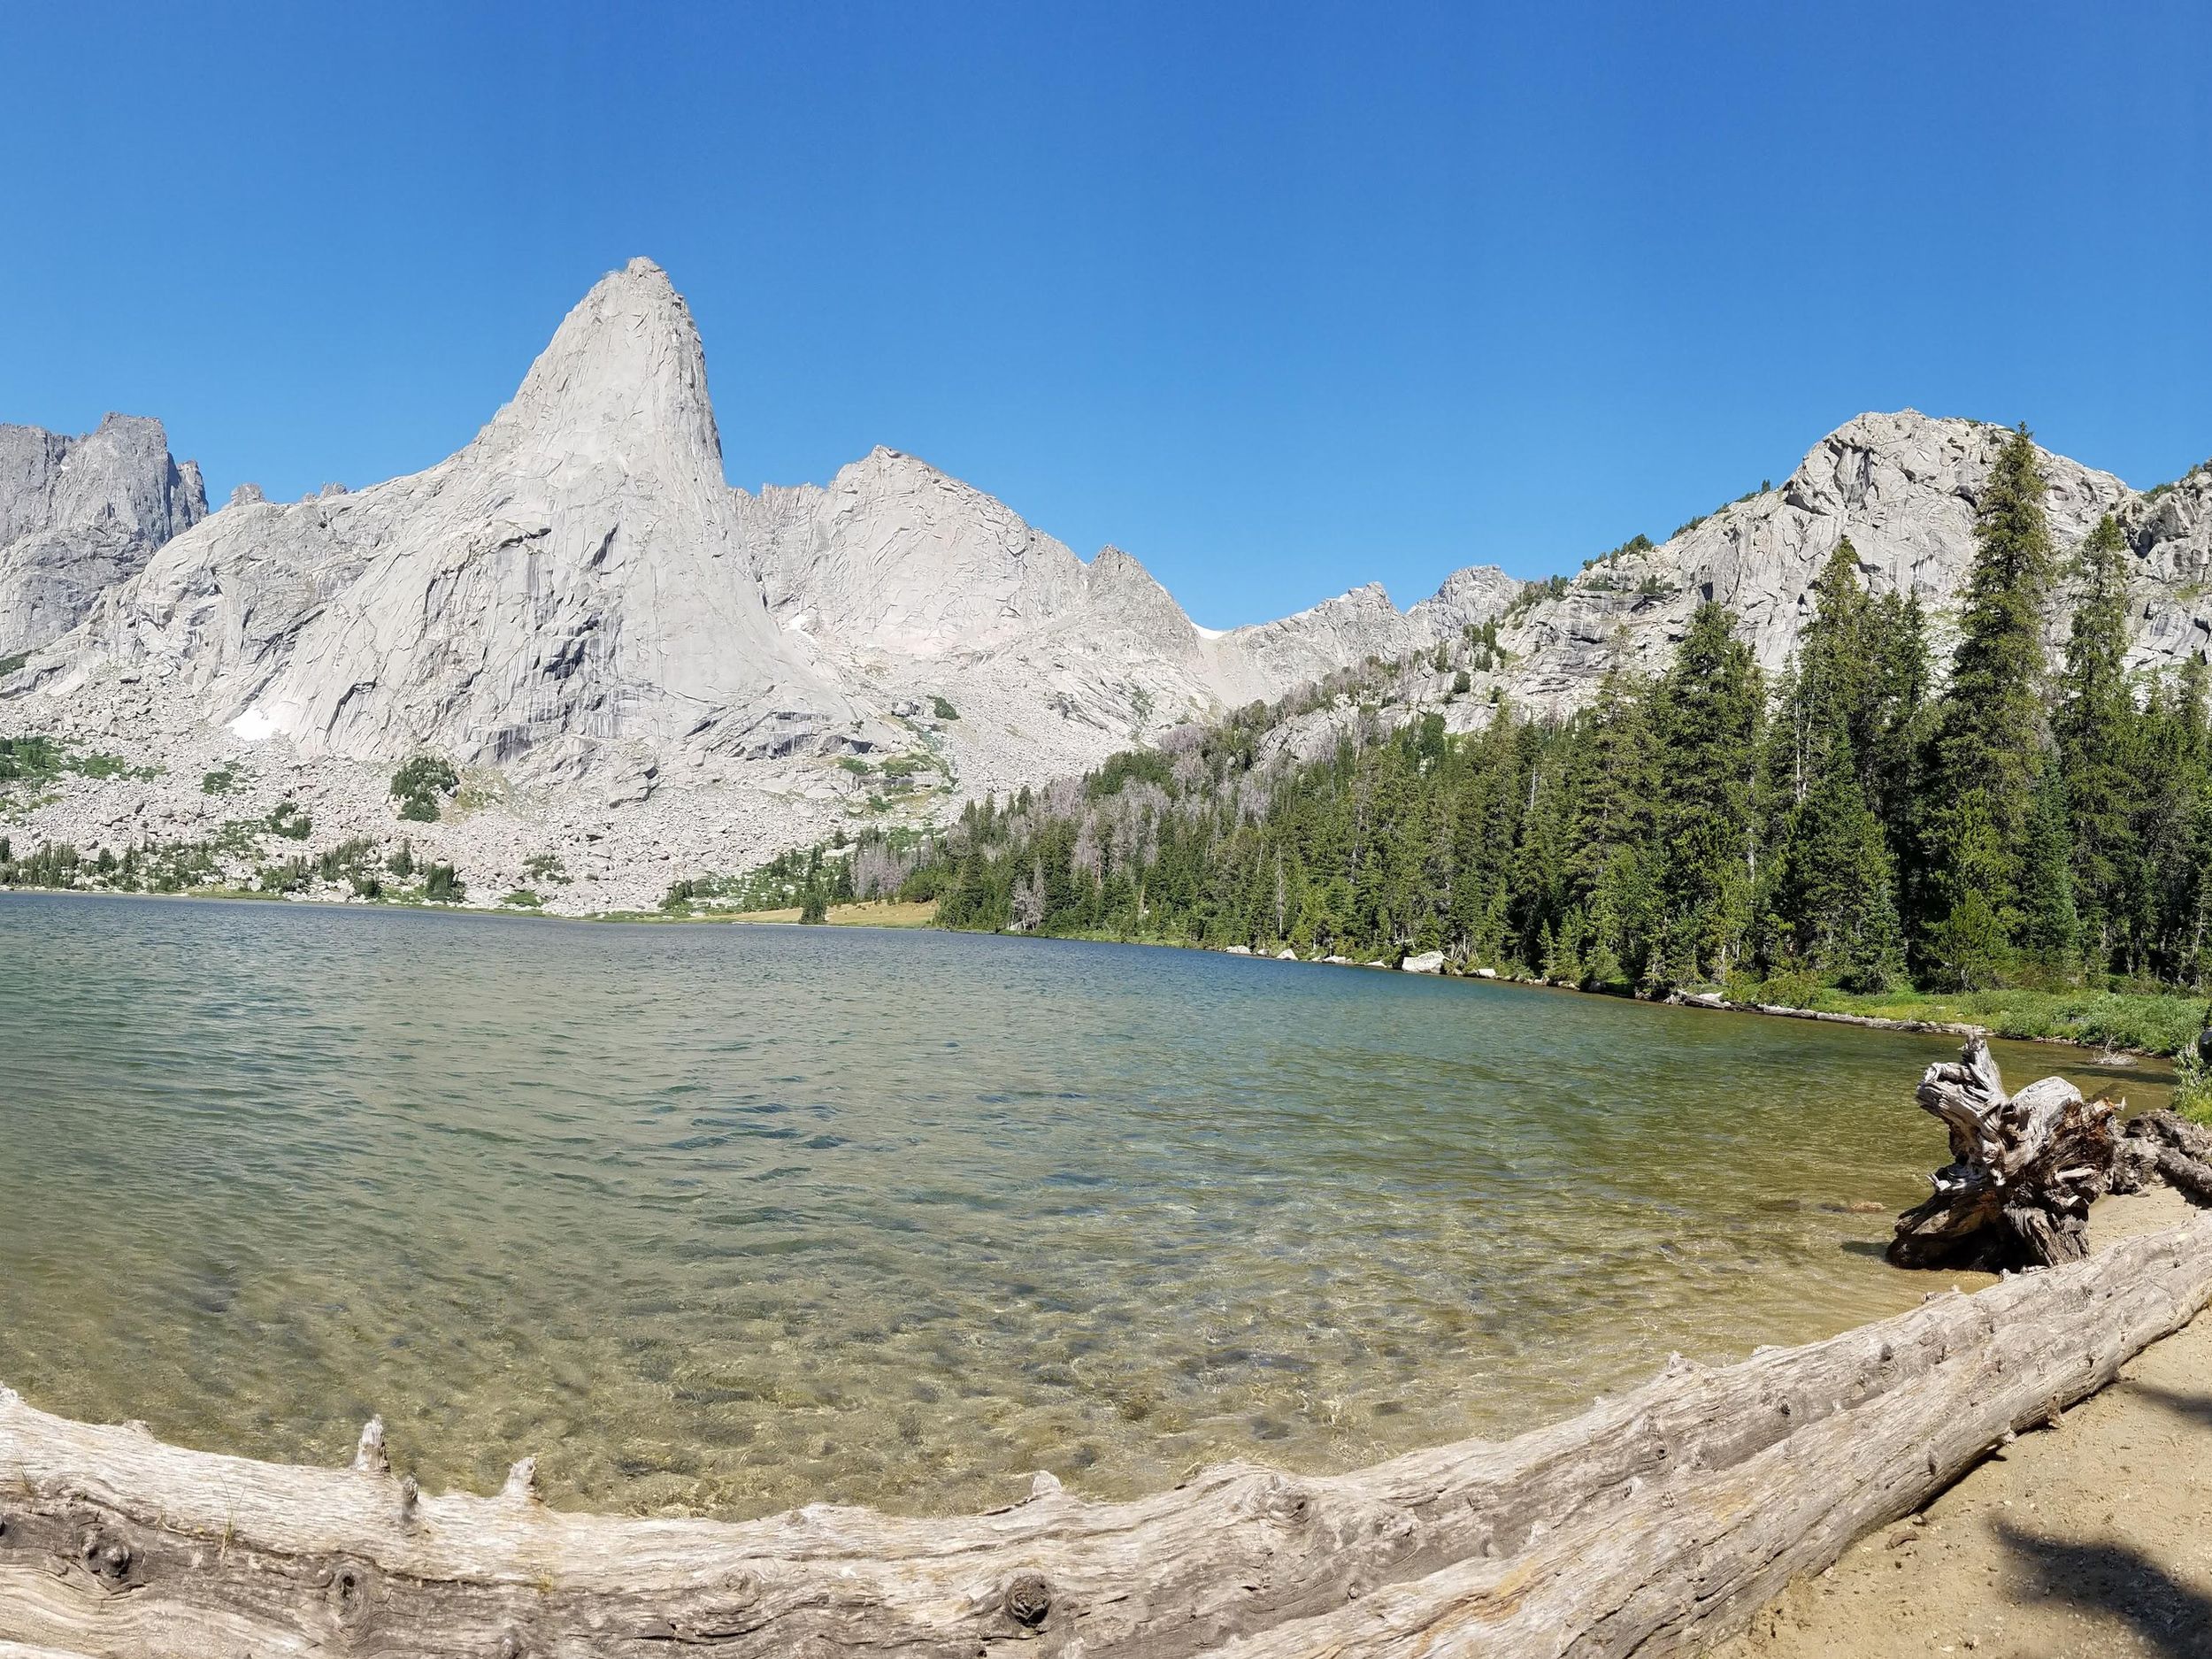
[0,891,2170,1519]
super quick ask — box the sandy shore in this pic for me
[1713,1186,2212,1659]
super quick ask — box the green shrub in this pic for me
[932,695,959,721]
[799,887,828,925]
[523,851,571,886]
[501,888,543,908]
[390,755,459,822]
[1755,969,1822,1008]
[257,857,310,894]
[424,863,465,902]
[267,799,312,840]
[2175,1044,2212,1125]
[201,764,242,795]
[0,735,63,783]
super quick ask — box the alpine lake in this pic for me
[0,892,2170,1519]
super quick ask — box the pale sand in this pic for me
[1713,1186,2212,1659]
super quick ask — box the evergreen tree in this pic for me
[2128,663,2210,979]
[1921,426,2058,985]
[2054,514,2139,969]
[2019,757,2081,972]
[1759,544,1905,987]
[1653,603,1763,982]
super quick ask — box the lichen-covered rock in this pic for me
[0,413,204,657]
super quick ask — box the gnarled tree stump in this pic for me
[1888,1036,2121,1271]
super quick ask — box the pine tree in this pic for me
[1867,587,1935,902]
[1921,426,2058,985]
[1654,602,1763,982]
[1768,742,1904,989]
[2053,514,2139,970]
[2019,758,2080,972]
[1760,546,1907,988]
[2129,662,2210,979]
[1928,795,2013,990]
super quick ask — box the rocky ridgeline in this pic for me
[1,257,2207,910]
[1489,411,2212,715]
[0,414,206,661]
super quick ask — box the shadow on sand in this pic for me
[2124,1380,2212,1432]
[1996,1523,2212,1658]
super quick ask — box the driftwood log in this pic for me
[4,1204,2212,1658]
[2116,1106,2212,1203]
[1888,1036,2123,1271]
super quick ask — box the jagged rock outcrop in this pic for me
[742,446,1526,795]
[1215,582,1425,693]
[1411,563,1525,639]
[744,446,1091,657]
[0,414,204,658]
[1490,411,2212,714]
[25,260,877,780]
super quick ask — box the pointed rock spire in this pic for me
[482,257,723,473]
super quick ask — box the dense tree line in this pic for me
[897,428,2212,994]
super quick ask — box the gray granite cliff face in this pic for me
[1486,411,2212,715]
[3,264,1526,818]
[740,450,1526,796]
[0,414,205,658]
[33,260,878,780]
[7,257,2208,908]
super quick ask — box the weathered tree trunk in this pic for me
[1888,1036,2122,1270]
[4,1206,2212,1659]
[2117,1106,2212,1203]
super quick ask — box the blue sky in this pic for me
[3,3,2206,627]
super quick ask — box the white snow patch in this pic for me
[1192,623,1229,641]
[785,612,812,634]
[229,706,279,741]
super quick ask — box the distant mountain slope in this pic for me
[0,414,205,659]
[738,441,1522,800]
[1,257,2206,912]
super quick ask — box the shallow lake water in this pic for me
[0,892,2170,1518]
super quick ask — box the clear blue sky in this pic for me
[3,3,2206,627]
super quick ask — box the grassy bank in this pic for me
[1724,979,2207,1058]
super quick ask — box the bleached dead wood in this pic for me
[3,1203,2210,1658]
[2120,1107,2212,1203]
[1888,1036,2122,1270]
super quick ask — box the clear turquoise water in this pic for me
[0,892,2166,1518]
